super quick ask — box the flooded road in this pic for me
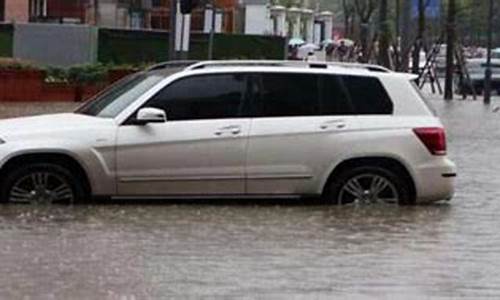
[0,100,499,298]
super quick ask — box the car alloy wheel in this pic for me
[337,173,400,205]
[8,171,75,204]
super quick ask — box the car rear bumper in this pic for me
[413,157,457,203]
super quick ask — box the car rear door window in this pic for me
[341,75,393,114]
[145,74,247,121]
[253,73,320,117]
[321,75,355,115]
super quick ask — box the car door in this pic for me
[245,72,358,195]
[116,73,251,196]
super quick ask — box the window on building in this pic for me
[0,0,4,22]
[152,0,163,7]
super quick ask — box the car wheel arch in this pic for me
[0,152,92,198]
[321,156,417,202]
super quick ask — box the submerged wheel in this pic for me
[1,163,86,204]
[325,166,411,205]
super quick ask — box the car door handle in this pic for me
[320,120,347,130]
[215,125,242,136]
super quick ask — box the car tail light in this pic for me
[413,127,447,156]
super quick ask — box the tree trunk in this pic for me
[412,0,426,75]
[444,0,456,100]
[359,22,370,63]
[395,0,400,39]
[343,0,350,36]
[378,0,392,68]
[399,0,412,72]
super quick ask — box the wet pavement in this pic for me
[0,99,500,299]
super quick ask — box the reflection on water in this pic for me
[0,100,499,298]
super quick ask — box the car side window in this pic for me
[341,75,393,115]
[253,73,320,117]
[144,74,247,121]
[321,75,355,115]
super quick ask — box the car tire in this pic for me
[324,166,412,205]
[0,163,86,204]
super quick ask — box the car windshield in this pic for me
[75,73,165,118]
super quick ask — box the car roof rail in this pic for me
[147,60,200,72]
[184,60,392,73]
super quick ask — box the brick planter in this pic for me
[41,83,75,102]
[108,69,136,83]
[0,68,134,102]
[0,70,44,101]
[41,83,107,102]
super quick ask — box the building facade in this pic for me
[1,0,30,23]
[148,0,236,32]
[30,0,88,23]
[1,0,238,33]
[1,0,334,42]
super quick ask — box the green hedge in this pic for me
[98,28,286,65]
[189,33,286,60]
[98,29,170,65]
[0,24,13,57]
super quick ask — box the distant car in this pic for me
[492,48,500,59]
[0,60,456,205]
[459,58,500,95]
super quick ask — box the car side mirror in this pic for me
[136,107,167,124]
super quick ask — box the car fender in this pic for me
[0,139,116,196]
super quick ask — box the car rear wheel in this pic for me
[325,166,411,205]
[1,163,86,204]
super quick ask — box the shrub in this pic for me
[0,58,37,71]
[67,64,108,85]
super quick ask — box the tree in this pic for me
[354,0,379,62]
[411,0,429,75]
[377,0,392,68]
[445,0,456,100]
[342,0,356,37]
[399,0,412,72]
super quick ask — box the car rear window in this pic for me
[341,75,393,115]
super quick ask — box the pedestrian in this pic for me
[337,41,348,61]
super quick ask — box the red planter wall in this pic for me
[0,70,44,101]
[40,83,107,102]
[0,69,135,102]
[41,83,77,102]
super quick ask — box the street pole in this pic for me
[484,0,494,104]
[168,0,177,61]
[208,0,216,60]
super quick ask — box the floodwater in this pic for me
[0,99,499,299]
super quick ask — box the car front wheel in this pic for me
[1,163,86,204]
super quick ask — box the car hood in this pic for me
[0,113,115,140]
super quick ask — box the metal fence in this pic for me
[13,23,98,67]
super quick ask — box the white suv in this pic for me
[0,61,456,205]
